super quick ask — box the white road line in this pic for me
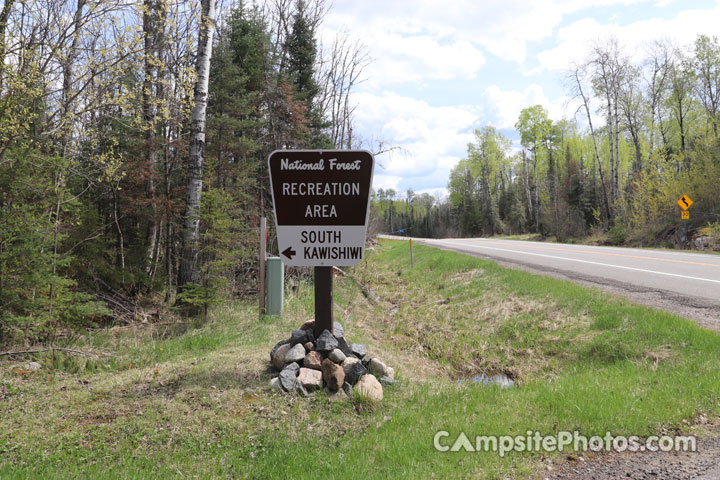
[481,240,720,261]
[426,240,720,285]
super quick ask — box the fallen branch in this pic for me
[0,347,115,358]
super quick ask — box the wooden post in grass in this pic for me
[410,238,414,268]
[259,216,266,316]
[314,266,333,337]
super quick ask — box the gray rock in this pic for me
[284,343,306,364]
[271,343,291,371]
[303,342,314,352]
[368,358,394,379]
[361,353,374,367]
[328,348,346,363]
[315,329,338,353]
[26,361,42,371]
[295,381,309,397]
[290,329,310,346]
[341,356,359,368]
[344,360,368,386]
[270,339,290,360]
[341,356,359,376]
[342,381,353,398]
[332,321,344,338]
[350,343,367,359]
[278,363,299,392]
[336,336,352,356]
[355,374,383,402]
[270,377,281,390]
[380,376,400,386]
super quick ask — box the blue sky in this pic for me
[318,0,720,198]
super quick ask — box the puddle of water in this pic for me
[457,373,514,388]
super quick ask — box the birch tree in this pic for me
[516,105,552,232]
[644,41,672,155]
[179,0,217,289]
[569,65,612,222]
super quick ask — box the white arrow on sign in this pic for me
[277,226,368,267]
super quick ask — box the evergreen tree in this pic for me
[285,0,331,147]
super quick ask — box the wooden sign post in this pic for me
[268,150,374,337]
[259,216,266,316]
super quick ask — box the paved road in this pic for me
[382,236,720,327]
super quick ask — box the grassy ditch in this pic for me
[1,239,719,479]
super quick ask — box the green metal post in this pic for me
[266,257,284,316]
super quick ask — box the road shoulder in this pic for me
[414,238,720,333]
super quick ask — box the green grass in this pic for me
[1,239,720,479]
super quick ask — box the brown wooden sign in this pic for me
[268,150,374,267]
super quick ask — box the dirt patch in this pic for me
[644,345,674,369]
[124,375,184,399]
[542,418,720,480]
[76,412,119,426]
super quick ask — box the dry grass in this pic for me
[333,245,596,384]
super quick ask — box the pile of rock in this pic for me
[693,233,720,252]
[269,321,397,402]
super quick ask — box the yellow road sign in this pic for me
[677,194,693,210]
[681,211,690,220]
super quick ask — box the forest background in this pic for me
[1,0,718,344]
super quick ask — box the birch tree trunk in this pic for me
[533,150,540,233]
[143,0,160,277]
[522,151,533,226]
[573,67,612,222]
[613,93,620,199]
[179,0,217,289]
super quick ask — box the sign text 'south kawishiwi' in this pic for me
[268,150,374,267]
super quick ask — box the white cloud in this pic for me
[482,84,574,129]
[352,92,478,191]
[364,35,486,86]
[323,0,652,82]
[534,3,720,73]
[372,174,403,192]
[319,20,485,87]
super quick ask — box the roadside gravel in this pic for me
[543,422,720,480]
